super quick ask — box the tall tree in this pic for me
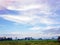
[57,36,60,42]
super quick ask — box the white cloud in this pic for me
[29,25,60,31]
[0,0,60,38]
[0,0,50,15]
[40,17,56,25]
[0,31,60,38]
[1,15,33,24]
[42,26,60,31]
[0,15,55,25]
[7,4,50,13]
[7,4,40,11]
[29,26,41,30]
[0,0,54,26]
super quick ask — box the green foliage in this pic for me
[0,40,60,45]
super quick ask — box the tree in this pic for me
[38,38,42,40]
[57,36,60,42]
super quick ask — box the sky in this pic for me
[0,0,60,39]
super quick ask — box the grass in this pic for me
[0,40,60,45]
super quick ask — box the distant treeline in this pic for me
[0,37,12,41]
[0,36,60,42]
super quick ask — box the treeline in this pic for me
[0,36,60,42]
[0,37,12,41]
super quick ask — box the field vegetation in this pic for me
[0,40,60,45]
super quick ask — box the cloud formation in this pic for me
[0,0,60,38]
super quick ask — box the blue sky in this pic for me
[0,0,60,38]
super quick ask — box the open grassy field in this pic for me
[0,40,60,45]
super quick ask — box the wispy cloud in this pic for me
[0,15,54,25]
